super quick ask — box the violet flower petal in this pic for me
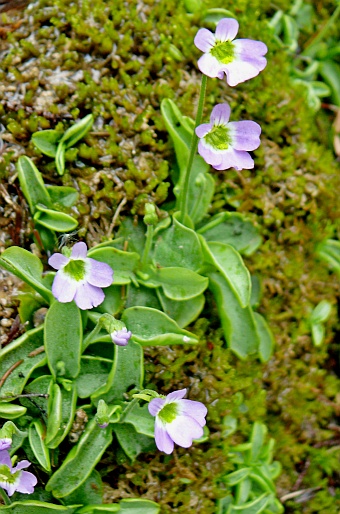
[0,449,12,467]
[180,400,208,427]
[52,272,78,303]
[154,419,174,454]
[86,258,113,287]
[194,28,215,52]
[215,17,239,41]
[148,398,166,417]
[213,148,254,171]
[73,283,104,309]
[195,123,213,139]
[166,389,187,402]
[210,103,231,125]
[166,416,204,448]
[0,439,11,451]
[197,53,221,78]
[12,460,31,472]
[15,470,37,494]
[48,253,68,270]
[197,141,223,166]
[71,241,87,259]
[234,38,267,58]
[222,57,266,87]
[228,121,261,151]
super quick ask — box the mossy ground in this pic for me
[0,0,339,512]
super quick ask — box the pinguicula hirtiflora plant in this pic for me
[0,16,276,513]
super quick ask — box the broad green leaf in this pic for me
[317,238,340,275]
[198,212,262,256]
[282,14,298,52]
[95,285,124,315]
[318,61,340,106]
[310,300,332,323]
[34,204,78,232]
[91,340,143,404]
[45,383,62,444]
[121,307,198,346]
[150,267,208,300]
[250,422,267,463]
[35,225,57,253]
[0,326,46,397]
[235,477,252,505]
[122,403,155,438]
[208,272,260,359]
[249,469,275,494]
[29,420,51,472]
[311,323,325,346]
[0,246,53,303]
[153,215,204,271]
[157,290,205,328]
[62,470,102,507]
[75,356,112,398]
[87,247,139,285]
[32,130,62,157]
[253,313,275,363]
[203,8,235,24]
[114,218,146,254]
[0,421,27,455]
[59,114,94,148]
[46,382,78,448]
[46,419,112,498]
[44,302,82,380]
[126,283,161,310]
[76,499,160,513]
[20,375,51,423]
[0,502,81,513]
[18,292,46,327]
[225,467,251,486]
[17,156,52,213]
[203,240,251,307]
[230,493,271,513]
[56,143,66,176]
[0,403,26,419]
[46,185,79,208]
[119,499,160,514]
[113,423,155,461]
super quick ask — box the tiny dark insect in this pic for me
[0,0,29,12]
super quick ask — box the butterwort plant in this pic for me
[0,438,37,499]
[48,241,113,310]
[194,17,268,86]
[178,17,268,221]
[148,389,207,454]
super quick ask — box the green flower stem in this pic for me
[178,73,207,224]
[141,224,154,269]
[0,488,11,505]
[82,322,102,350]
[119,397,139,422]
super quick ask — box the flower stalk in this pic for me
[178,73,207,224]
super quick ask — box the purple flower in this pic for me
[0,438,11,451]
[194,18,267,86]
[195,103,261,170]
[148,389,207,454]
[111,327,132,346]
[49,242,113,310]
[0,449,37,496]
